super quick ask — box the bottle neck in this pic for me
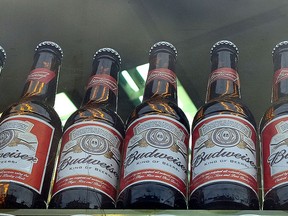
[81,58,119,112]
[20,51,61,107]
[143,52,177,104]
[272,51,288,103]
[206,50,240,102]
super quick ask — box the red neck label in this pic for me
[274,68,288,85]
[146,68,177,88]
[0,115,55,194]
[27,68,56,84]
[208,67,240,86]
[87,74,118,95]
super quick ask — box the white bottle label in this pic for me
[0,115,55,193]
[190,115,258,196]
[51,121,123,201]
[261,116,288,196]
[118,115,190,198]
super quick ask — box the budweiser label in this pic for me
[118,115,189,197]
[146,68,177,88]
[261,116,288,196]
[208,67,240,86]
[87,74,118,95]
[0,115,54,193]
[52,121,123,201]
[273,68,288,84]
[27,68,56,83]
[190,115,258,196]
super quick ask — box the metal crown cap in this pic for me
[210,40,239,56]
[272,41,288,56]
[93,48,121,66]
[0,45,6,66]
[35,41,63,59]
[149,41,177,57]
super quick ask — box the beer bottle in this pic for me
[117,41,190,209]
[189,40,259,209]
[49,48,125,209]
[0,41,63,208]
[260,41,288,210]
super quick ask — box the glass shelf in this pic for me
[0,209,288,216]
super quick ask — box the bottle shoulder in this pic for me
[0,100,62,130]
[193,98,256,128]
[64,104,125,136]
[126,98,190,131]
[259,100,288,131]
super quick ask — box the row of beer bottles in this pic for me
[0,40,287,211]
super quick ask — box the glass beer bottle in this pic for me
[117,41,190,209]
[189,40,259,209]
[260,41,288,210]
[0,41,63,208]
[49,48,125,209]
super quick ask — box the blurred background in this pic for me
[0,0,288,126]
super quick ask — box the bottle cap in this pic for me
[35,41,63,59]
[272,41,288,57]
[93,48,121,67]
[149,41,177,58]
[210,40,239,57]
[0,45,6,67]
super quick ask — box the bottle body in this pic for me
[117,41,190,209]
[0,102,62,208]
[49,48,125,209]
[260,100,288,209]
[0,41,63,208]
[49,105,124,209]
[260,41,288,210]
[117,98,189,209]
[188,99,259,209]
[188,40,259,210]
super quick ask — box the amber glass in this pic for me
[260,46,288,210]
[205,50,240,102]
[188,43,259,210]
[0,43,62,208]
[48,50,125,209]
[117,43,189,209]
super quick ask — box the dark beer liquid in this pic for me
[0,50,62,208]
[49,54,125,209]
[189,47,259,210]
[117,49,189,209]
